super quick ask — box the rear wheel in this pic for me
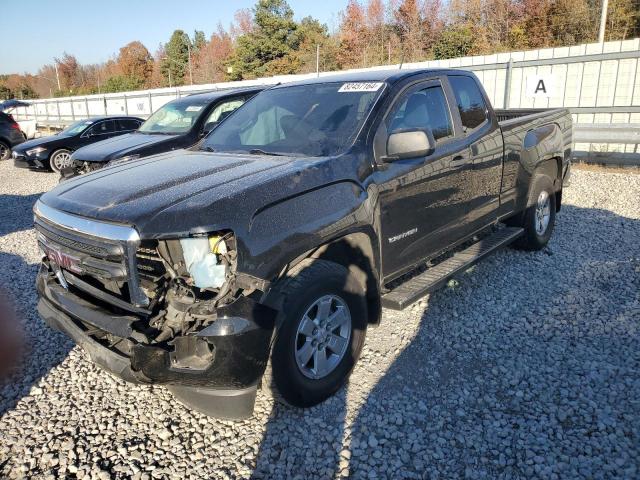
[0,141,10,160]
[512,175,556,251]
[268,259,367,407]
[50,149,72,173]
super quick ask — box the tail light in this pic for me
[10,123,20,130]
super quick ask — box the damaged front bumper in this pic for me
[36,266,277,419]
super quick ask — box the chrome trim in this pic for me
[34,200,149,307]
[34,201,140,242]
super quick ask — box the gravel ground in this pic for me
[0,161,639,479]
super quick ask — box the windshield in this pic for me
[61,120,93,136]
[202,82,384,157]
[139,100,208,134]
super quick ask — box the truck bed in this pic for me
[494,108,569,125]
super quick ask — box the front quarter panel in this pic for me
[242,180,372,279]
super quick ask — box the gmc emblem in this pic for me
[44,246,82,274]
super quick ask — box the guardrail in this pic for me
[573,123,640,144]
[573,123,640,166]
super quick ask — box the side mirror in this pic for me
[384,128,435,162]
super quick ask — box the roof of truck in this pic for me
[274,68,467,88]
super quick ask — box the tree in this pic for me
[393,0,427,62]
[193,26,235,83]
[103,74,144,93]
[117,41,153,85]
[292,17,340,73]
[227,0,300,79]
[162,30,191,86]
[0,84,11,100]
[231,8,255,38]
[548,0,597,46]
[606,0,640,41]
[337,0,367,68]
[517,0,553,49]
[54,53,81,92]
[432,24,476,59]
[365,0,389,66]
[193,30,207,52]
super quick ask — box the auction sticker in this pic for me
[185,105,203,112]
[338,82,384,92]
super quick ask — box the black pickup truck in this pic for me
[33,69,572,419]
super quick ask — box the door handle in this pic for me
[450,154,469,167]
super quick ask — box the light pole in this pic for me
[53,61,61,90]
[598,0,609,43]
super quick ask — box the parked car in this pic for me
[12,116,144,173]
[33,69,572,419]
[62,87,263,179]
[0,111,26,160]
[0,99,37,139]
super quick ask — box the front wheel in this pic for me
[513,175,556,251]
[50,149,72,173]
[0,141,10,160]
[269,259,367,407]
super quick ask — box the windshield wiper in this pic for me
[248,148,286,156]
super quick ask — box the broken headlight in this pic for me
[179,234,230,289]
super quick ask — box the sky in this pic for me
[0,0,346,75]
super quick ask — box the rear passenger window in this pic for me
[449,76,488,131]
[205,98,246,126]
[388,85,453,141]
[90,120,114,135]
[118,119,141,131]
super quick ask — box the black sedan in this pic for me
[64,87,263,178]
[12,116,143,173]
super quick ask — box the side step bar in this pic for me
[381,227,524,311]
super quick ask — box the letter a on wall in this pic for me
[526,75,556,99]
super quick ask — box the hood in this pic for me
[39,149,301,236]
[12,135,63,152]
[72,132,181,163]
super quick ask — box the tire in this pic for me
[49,149,72,173]
[0,141,10,161]
[268,259,367,408]
[512,175,556,251]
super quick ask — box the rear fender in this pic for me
[521,123,564,178]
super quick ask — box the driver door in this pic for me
[80,120,116,146]
[376,79,474,279]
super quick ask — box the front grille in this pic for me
[34,201,149,308]
[35,222,120,258]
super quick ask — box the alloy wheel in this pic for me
[535,190,551,235]
[295,294,352,380]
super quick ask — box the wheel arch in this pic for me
[528,156,562,212]
[309,232,382,326]
[267,231,383,327]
